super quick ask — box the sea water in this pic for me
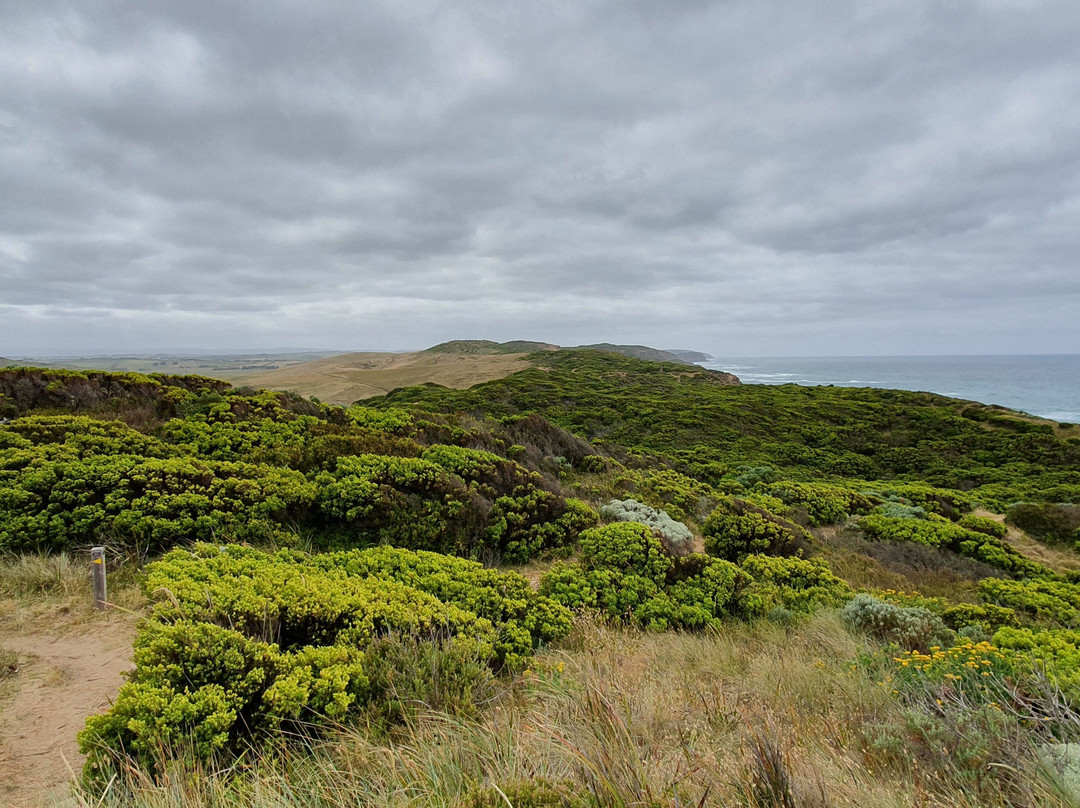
[699,355,1080,425]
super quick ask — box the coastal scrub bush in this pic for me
[421,444,536,497]
[308,545,574,659]
[858,513,1051,578]
[841,594,953,651]
[766,480,875,526]
[702,497,806,562]
[979,578,1080,627]
[957,514,1008,539]
[0,454,314,553]
[599,498,694,554]
[79,621,368,777]
[539,523,747,630]
[314,453,589,561]
[873,501,929,520]
[738,554,852,615]
[145,544,571,667]
[486,492,597,563]
[859,483,974,519]
[579,522,672,583]
[157,415,421,470]
[607,467,715,523]
[3,415,176,460]
[939,602,1017,634]
[80,543,574,778]
[992,626,1080,701]
[346,405,415,434]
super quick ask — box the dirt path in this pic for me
[0,623,135,807]
[973,508,1080,575]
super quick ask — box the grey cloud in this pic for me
[2,0,1080,356]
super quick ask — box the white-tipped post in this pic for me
[90,546,107,610]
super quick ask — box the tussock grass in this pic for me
[0,551,146,632]
[0,552,87,599]
[74,612,1079,808]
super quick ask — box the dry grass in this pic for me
[0,552,146,633]
[73,613,1079,808]
[815,525,988,602]
[234,351,535,405]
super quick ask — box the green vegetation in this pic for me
[79,543,571,777]
[378,349,1080,508]
[2,352,1080,806]
[702,495,808,561]
[858,512,1051,578]
[597,497,693,553]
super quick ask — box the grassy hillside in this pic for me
[422,339,559,355]
[377,349,1080,509]
[233,341,705,404]
[234,350,534,404]
[3,356,1080,807]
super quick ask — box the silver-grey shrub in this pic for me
[841,593,953,651]
[599,498,694,555]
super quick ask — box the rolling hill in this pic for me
[232,349,535,403]
[234,340,710,404]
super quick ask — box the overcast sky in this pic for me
[2,1,1079,357]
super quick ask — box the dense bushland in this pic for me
[79,543,572,777]
[377,349,1080,508]
[2,358,1080,804]
[0,383,596,560]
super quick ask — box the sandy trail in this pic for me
[0,624,134,807]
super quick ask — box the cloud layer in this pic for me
[3,0,1079,355]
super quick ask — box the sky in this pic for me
[2,1,1079,357]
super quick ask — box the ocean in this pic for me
[698,355,1080,425]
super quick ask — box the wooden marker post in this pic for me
[90,546,107,610]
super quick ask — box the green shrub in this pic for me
[939,602,1017,634]
[315,453,590,561]
[80,543,573,779]
[345,405,415,434]
[4,414,175,460]
[702,497,806,562]
[599,498,694,554]
[957,514,1007,539]
[578,522,672,583]
[0,454,314,553]
[766,481,875,526]
[578,454,608,473]
[309,545,574,660]
[992,626,1080,702]
[979,578,1080,627]
[858,513,1051,578]
[421,444,536,496]
[79,620,368,778]
[539,524,748,631]
[146,544,570,668]
[859,483,974,519]
[486,492,597,563]
[738,554,852,616]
